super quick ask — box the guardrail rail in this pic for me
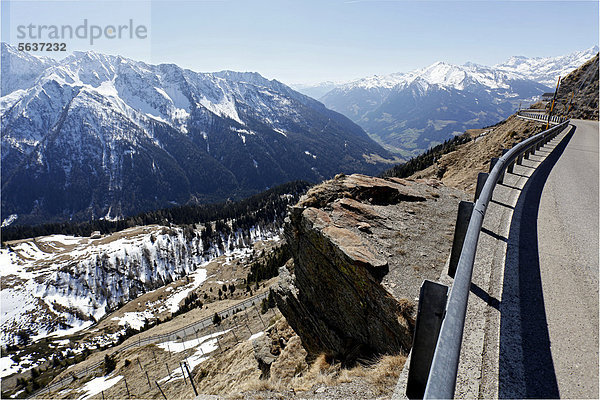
[413,119,571,399]
[516,110,567,125]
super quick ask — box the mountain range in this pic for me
[0,43,395,226]
[295,46,598,157]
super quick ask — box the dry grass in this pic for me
[195,339,262,396]
[41,289,407,400]
[368,354,408,395]
[270,336,308,385]
[411,115,546,194]
[241,350,407,397]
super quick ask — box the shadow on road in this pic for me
[498,125,576,399]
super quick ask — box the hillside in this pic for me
[0,181,307,346]
[1,171,470,399]
[555,53,599,120]
[408,115,547,193]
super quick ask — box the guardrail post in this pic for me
[502,149,515,174]
[491,156,505,184]
[449,201,474,278]
[507,160,515,174]
[488,157,498,173]
[516,153,523,165]
[406,280,449,399]
[474,173,488,202]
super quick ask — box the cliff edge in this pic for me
[275,173,467,364]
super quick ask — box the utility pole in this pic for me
[547,76,561,129]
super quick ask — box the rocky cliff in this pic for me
[275,174,467,363]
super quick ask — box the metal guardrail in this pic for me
[422,119,570,399]
[28,291,269,398]
[517,110,566,125]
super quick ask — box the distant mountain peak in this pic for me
[495,45,599,86]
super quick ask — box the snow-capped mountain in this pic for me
[320,61,551,156]
[495,45,599,86]
[297,46,598,156]
[0,43,394,225]
[331,60,532,92]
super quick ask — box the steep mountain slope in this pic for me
[0,43,394,226]
[555,53,599,120]
[0,216,283,344]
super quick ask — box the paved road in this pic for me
[392,120,597,399]
[537,119,599,398]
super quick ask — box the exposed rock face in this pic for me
[275,174,431,363]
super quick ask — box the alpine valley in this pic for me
[296,46,598,157]
[0,43,396,226]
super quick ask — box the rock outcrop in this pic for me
[275,174,430,363]
[252,319,304,379]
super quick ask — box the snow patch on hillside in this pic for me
[0,224,279,345]
[164,268,208,313]
[1,214,18,227]
[157,330,229,382]
[78,375,123,400]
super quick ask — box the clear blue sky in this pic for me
[2,0,598,85]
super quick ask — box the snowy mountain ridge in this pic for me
[306,45,598,95]
[338,61,526,92]
[495,45,599,86]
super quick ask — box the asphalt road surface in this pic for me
[537,119,599,398]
